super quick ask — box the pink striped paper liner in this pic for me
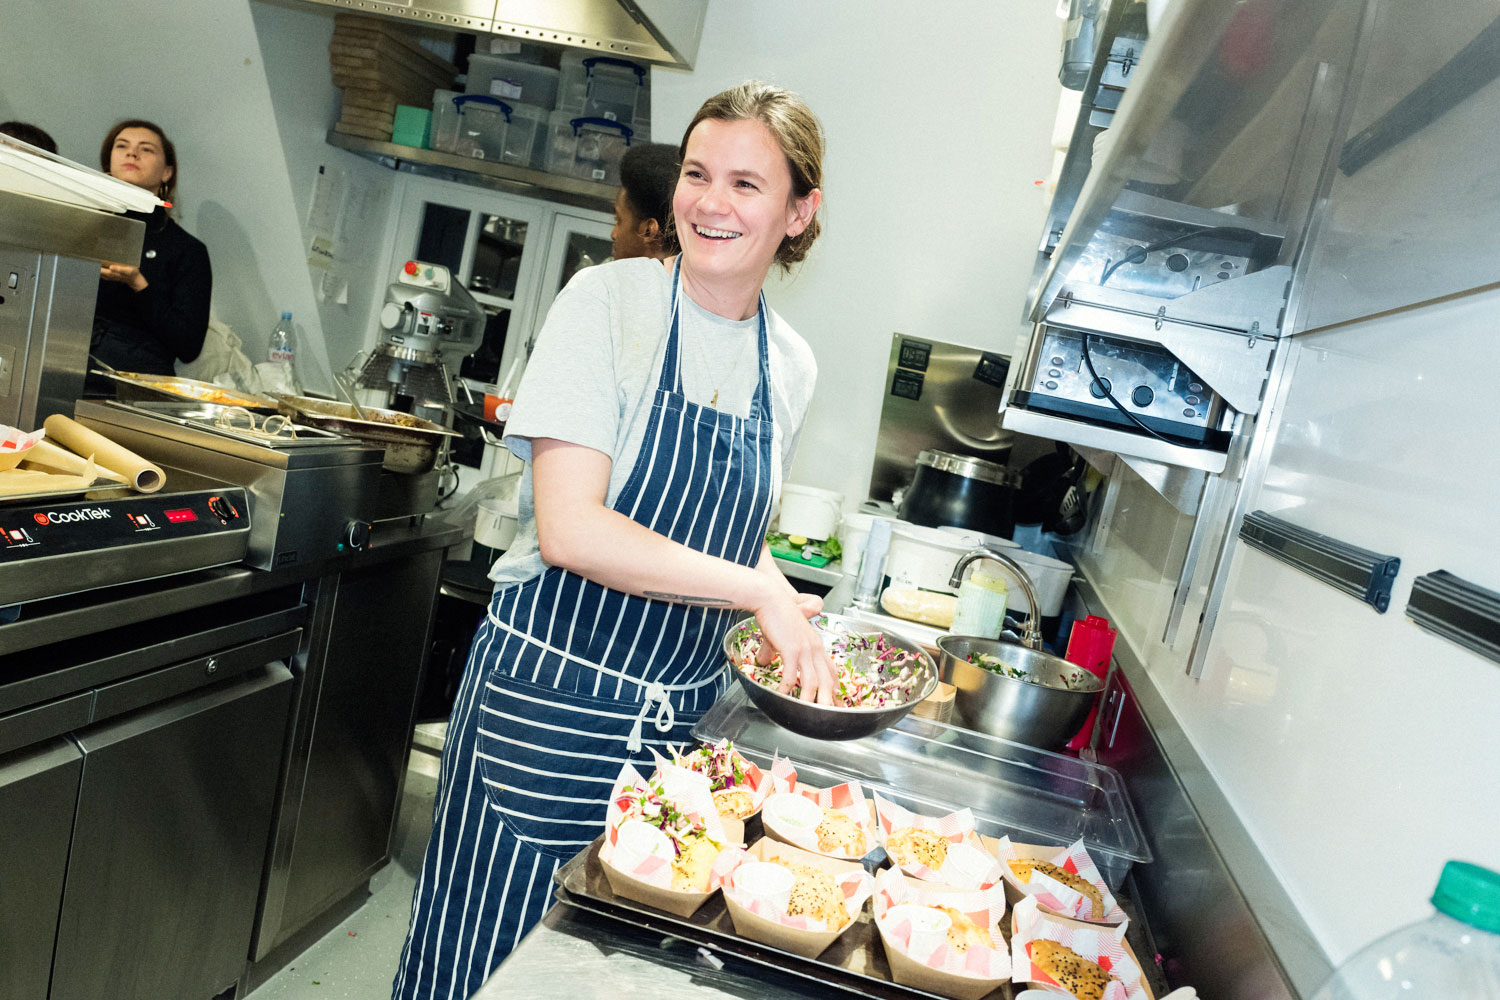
[1010,895,1143,1000]
[661,741,780,816]
[768,755,799,795]
[996,836,1126,924]
[873,793,1003,888]
[722,855,873,932]
[788,780,874,858]
[872,867,1011,980]
[0,427,43,452]
[601,761,731,891]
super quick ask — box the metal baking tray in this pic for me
[553,836,1016,1000]
[90,370,281,410]
[694,686,1152,890]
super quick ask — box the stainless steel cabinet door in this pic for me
[271,550,443,945]
[0,739,81,1000]
[48,664,294,1000]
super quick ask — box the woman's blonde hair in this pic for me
[677,80,825,270]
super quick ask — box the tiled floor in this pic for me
[244,744,440,1000]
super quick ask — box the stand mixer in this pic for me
[353,260,487,423]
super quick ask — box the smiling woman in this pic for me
[89,118,213,380]
[391,81,834,1000]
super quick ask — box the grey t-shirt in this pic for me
[492,256,817,586]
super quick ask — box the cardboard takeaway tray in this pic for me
[555,836,1016,1000]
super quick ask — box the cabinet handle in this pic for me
[206,657,218,675]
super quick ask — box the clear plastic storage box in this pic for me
[465,53,559,110]
[694,685,1152,890]
[433,94,510,161]
[543,112,635,185]
[498,102,549,169]
[558,53,649,125]
[432,93,549,168]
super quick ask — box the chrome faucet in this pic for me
[949,548,1045,649]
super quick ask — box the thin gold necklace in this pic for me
[687,319,755,409]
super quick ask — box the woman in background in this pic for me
[91,119,212,377]
[610,141,680,260]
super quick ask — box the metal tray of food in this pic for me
[554,834,1013,1000]
[90,370,281,409]
[270,394,461,474]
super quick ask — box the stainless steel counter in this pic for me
[476,904,830,1000]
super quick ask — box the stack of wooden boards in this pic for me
[330,14,457,141]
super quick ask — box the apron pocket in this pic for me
[473,669,701,860]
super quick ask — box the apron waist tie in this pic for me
[485,612,718,753]
[629,682,674,754]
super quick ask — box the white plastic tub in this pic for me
[884,522,980,595]
[475,496,518,551]
[1005,549,1073,617]
[777,484,842,541]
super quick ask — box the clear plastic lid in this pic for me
[695,686,1151,887]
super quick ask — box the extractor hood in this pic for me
[300,0,704,68]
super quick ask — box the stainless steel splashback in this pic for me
[867,334,1015,504]
[0,189,145,430]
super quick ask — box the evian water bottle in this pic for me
[268,311,295,365]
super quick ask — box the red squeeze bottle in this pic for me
[1064,615,1117,751]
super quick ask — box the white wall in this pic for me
[0,0,335,389]
[249,0,398,387]
[649,0,1062,509]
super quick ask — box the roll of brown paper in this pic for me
[42,415,165,493]
[20,438,129,484]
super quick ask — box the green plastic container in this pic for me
[392,105,432,149]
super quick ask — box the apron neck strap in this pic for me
[662,258,775,419]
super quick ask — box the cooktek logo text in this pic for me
[35,508,113,525]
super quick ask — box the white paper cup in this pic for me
[611,819,674,872]
[763,793,823,839]
[735,861,795,914]
[943,841,998,886]
[886,903,951,961]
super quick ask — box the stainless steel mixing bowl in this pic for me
[722,613,938,741]
[936,635,1103,749]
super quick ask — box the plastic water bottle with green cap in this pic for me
[1310,861,1500,998]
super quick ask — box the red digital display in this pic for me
[164,508,198,523]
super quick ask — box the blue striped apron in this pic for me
[393,260,780,1000]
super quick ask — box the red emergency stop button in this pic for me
[404,260,419,275]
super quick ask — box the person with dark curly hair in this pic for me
[610,141,679,260]
[90,119,212,378]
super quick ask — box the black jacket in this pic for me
[91,207,212,376]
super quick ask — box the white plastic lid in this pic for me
[1009,548,1073,571]
[782,483,842,502]
[892,521,980,550]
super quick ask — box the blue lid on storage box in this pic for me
[558,53,649,125]
[446,94,512,161]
